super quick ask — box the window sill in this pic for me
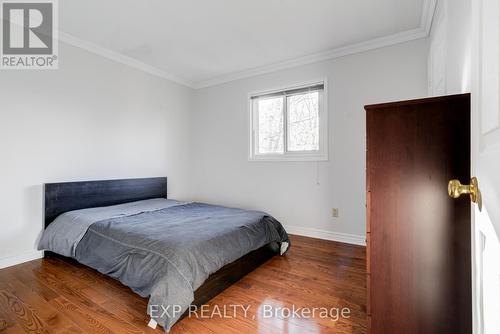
[248,153,329,162]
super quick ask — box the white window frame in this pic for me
[248,79,328,162]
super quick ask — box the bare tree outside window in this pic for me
[287,91,319,151]
[257,97,284,154]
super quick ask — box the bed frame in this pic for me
[43,177,279,318]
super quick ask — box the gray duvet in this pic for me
[38,199,289,331]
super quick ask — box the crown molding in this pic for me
[421,0,438,35]
[195,0,438,89]
[59,32,195,88]
[193,27,428,89]
[59,1,437,90]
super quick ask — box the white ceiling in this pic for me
[60,0,434,88]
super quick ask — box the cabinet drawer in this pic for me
[366,273,371,316]
[366,191,371,233]
[366,233,371,275]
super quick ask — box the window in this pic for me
[249,82,327,161]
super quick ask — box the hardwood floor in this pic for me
[0,235,366,334]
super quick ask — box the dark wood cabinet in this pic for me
[365,94,472,334]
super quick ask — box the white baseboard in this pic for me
[285,225,366,246]
[0,229,364,269]
[0,250,43,269]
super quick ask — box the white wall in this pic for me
[190,39,429,243]
[428,0,472,95]
[0,43,193,268]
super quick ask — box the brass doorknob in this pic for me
[448,177,481,207]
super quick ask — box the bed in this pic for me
[38,177,289,331]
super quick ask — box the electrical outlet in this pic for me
[332,208,339,218]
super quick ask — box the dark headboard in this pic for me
[44,177,167,228]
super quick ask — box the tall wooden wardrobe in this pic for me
[365,94,472,334]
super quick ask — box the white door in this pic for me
[471,0,500,333]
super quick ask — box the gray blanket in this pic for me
[38,199,289,331]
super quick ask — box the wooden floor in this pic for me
[0,235,366,334]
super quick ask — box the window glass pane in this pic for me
[257,97,284,154]
[287,91,320,151]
